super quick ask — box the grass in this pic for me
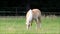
[0,16,60,34]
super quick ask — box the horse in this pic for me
[26,9,41,30]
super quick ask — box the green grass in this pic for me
[0,16,60,34]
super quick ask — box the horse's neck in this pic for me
[29,9,32,13]
[28,9,32,15]
[28,9,33,20]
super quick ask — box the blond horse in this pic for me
[26,9,41,30]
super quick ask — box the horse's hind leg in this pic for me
[35,17,41,30]
[38,17,41,28]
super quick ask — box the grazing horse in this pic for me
[26,9,41,30]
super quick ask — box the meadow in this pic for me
[0,16,60,34]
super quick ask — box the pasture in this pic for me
[0,16,60,34]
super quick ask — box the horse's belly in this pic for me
[33,15,38,20]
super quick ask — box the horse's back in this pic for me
[32,9,41,18]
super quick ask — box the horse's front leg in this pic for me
[26,21,32,30]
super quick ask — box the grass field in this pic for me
[0,16,60,34]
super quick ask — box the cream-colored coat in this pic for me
[26,9,41,30]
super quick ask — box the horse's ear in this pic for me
[29,9,32,11]
[30,9,31,10]
[28,9,32,12]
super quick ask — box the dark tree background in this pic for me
[0,0,60,16]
